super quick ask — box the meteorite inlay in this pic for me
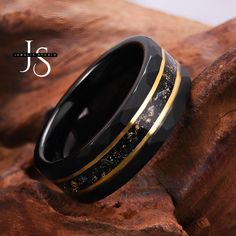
[56,50,180,195]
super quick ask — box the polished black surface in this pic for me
[58,50,177,194]
[35,36,162,179]
[34,36,190,202]
[43,43,144,162]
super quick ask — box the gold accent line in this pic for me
[55,49,166,183]
[77,63,182,194]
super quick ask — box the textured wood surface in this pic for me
[0,1,235,235]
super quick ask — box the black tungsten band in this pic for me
[34,36,190,202]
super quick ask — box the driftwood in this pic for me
[0,1,235,235]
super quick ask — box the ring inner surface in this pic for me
[43,42,144,162]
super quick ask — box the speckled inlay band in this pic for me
[56,50,178,194]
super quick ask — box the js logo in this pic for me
[13,40,57,78]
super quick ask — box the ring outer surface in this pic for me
[34,36,190,202]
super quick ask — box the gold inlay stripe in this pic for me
[77,63,182,194]
[56,49,166,183]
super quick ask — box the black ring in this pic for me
[34,36,190,202]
